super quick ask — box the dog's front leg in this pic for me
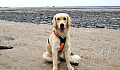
[52,48,58,70]
[65,48,74,70]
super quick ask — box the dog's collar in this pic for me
[53,30,66,52]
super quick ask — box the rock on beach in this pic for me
[0,7,120,29]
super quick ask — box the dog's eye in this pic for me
[57,18,60,20]
[64,17,66,20]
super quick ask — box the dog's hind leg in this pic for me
[70,53,81,65]
[43,41,53,62]
[43,52,52,62]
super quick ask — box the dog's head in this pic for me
[52,13,71,33]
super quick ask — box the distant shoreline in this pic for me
[0,6,120,9]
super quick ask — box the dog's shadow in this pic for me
[43,59,78,70]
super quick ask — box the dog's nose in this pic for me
[60,24,64,28]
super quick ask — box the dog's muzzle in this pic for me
[60,24,64,29]
[60,23,65,33]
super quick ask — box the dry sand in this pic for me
[0,20,120,70]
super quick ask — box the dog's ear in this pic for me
[67,15,71,28]
[52,16,57,29]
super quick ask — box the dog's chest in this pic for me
[52,34,69,52]
[54,39,68,52]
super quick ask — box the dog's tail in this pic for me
[70,53,81,65]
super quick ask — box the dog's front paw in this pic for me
[68,66,74,70]
[52,67,58,70]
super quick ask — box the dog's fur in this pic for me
[43,13,81,70]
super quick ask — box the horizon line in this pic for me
[1,6,120,8]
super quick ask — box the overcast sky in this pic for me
[0,0,120,7]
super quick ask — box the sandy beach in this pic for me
[0,20,120,70]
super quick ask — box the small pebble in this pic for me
[43,64,46,67]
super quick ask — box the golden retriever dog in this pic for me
[43,13,81,70]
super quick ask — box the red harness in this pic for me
[53,31,66,52]
[48,31,66,52]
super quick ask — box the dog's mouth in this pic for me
[60,28,64,33]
